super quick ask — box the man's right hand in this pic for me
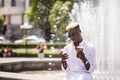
[60,52,68,62]
[59,51,68,70]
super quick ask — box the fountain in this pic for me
[70,0,120,79]
[1,0,120,80]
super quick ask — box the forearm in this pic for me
[61,60,68,70]
[77,51,90,70]
[83,58,90,70]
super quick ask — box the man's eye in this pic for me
[68,33,75,38]
[68,35,71,37]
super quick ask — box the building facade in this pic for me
[0,0,29,41]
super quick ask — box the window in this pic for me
[2,0,4,7]
[11,0,16,6]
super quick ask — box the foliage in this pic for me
[27,0,56,28]
[26,0,73,41]
[0,42,66,57]
[15,49,60,57]
[26,0,56,41]
[0,14,4,34]
[0,42,66,49]
[48,1,72,39]
[13,49,59,55]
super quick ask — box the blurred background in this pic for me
[0,0,120,80]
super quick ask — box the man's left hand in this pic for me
[76,49,86,63]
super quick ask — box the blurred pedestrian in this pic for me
[0,46,4,57]
[36,42,47,59]
[3,47,11,57]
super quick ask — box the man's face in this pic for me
[68,28,81,42]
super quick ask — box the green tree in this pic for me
[26,0,56,41]
[48,1,72,40]
[0,14,4,35]
[26,0,73,41]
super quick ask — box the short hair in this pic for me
[66,22,81,31]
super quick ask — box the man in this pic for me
[60,22,96,80]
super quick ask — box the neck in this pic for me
[74,38,82,46]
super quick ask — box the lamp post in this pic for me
[20,22,32,56]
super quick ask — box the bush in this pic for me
[0,42,66,57]
[0,42,66,49]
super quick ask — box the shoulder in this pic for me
[83,41,96,55]
[64,42,73,49]
[84,40,95,49]
[61,42,73,53]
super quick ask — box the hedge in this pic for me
[0,42,66,49]
[0,42,66,57]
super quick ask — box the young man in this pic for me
[60,22,96,80]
